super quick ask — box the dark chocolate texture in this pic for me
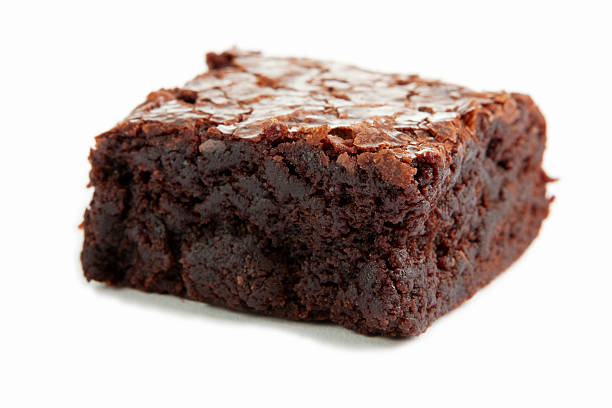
[82,50,550,336]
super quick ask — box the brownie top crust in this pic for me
[125,49,510,161]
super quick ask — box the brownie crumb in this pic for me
[206,51,236,70]
[177,89,198,104]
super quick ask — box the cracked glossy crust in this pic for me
[81,51,550,336]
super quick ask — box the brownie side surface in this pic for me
[82,51,550,336]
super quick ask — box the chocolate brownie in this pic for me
[81,49,551,336]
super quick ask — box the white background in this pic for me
[1,1,610,406]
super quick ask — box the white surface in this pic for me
[1,1,610,407]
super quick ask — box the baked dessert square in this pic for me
[82,50,550,336]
